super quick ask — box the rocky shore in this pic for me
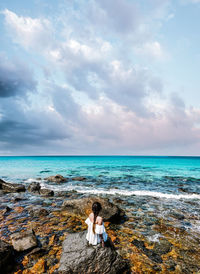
[0,176,200,273]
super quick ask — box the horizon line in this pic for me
[0,155,200,157]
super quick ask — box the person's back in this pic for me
[85,202,107,247]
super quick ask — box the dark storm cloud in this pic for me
[0,56,36,97]
[0,56,76,152]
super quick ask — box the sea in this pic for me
[1,155,200,232]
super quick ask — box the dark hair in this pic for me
[92,202,102,234]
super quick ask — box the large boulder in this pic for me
[28,182,41,193]
[0,179,25,193]
[45,174,67,183]
[40,188,54,197]
[0,240,14,272]
[58,232,128,274]
[11,230,38,252]
[62,197,124,222]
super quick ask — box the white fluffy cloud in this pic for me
[1,1,200,155]
[134,41,168,61]
[3,9,53,50]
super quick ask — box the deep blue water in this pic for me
[0,156,200,199]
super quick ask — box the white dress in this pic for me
[85,217,108,245]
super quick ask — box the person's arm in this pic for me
[97,217,105,247]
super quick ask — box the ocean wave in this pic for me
[75,189,200,200]
[39,181,200,200]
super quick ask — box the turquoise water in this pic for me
[0,156,200,199]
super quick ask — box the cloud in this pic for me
[134,41,168,61]
[0,54,36,97]
[92,0,141,34]
[179,0,200,4]
[78,96,200,155]
[2,9,53,50]
[0,55,78,153]
[1,2,200,155]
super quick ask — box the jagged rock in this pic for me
[62,196,124,222]
[40,188,54,197]
[0,179,25,193]
[2,206,11,215]
[0,240,14,273]
[171,211,185,220]
[28,182,41,193]
[28,207,49,217]
[132,238,172,264]
[132,239,163,263]
[12,196,23,202]
[45,174,67,183]
[11,230,38,252]
[153,239,172,255]
[58,232,128,274]
[72,176,86,181]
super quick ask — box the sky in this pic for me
[0,0,200,156]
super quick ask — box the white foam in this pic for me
[38,182,200,200]
[75,188,200,200]
[24,178,39,183]
[147,233,162,242]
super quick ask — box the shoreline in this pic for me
[0,177,200,273]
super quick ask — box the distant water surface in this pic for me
[0,156,200,197]
[1,156,200,233]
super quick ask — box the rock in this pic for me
[0,240,14,272]
[166,258,176,271]
[72,176,86,181]
[153,238,172,255]
[2,206,11,215]
[62,196,124,222]
[26,247,45,257]
[28,182,41,193]
[132,239,163,263]
[178,187,188,193]
[45,174,67,183]
[171,211,185,220]
[30,258,46,273]
[28,207,49,217]
[40,188,54,197]
[58,232,128,274]
[11,230,38,252]
[0,179,25,193]
[12,196,23,202]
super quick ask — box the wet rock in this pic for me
[132,239,163,263]
[171,211,185,220]
[12,196,23,202]
[2,206,11,215]
[45,174,67,183]
[152,265,162,272]
[165,258,176,271]
[0,240,14,273]
[62,196,125,222]
[58,232,128,274]
[28,182,41,193]
[40,188,54,197]
[0,179,25,193]
[26,247,46,257]
[28,207,49,217]
[11,230,38,252]
[153,238,172,255]
[178,187,188,193]
[71,176,87,181]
